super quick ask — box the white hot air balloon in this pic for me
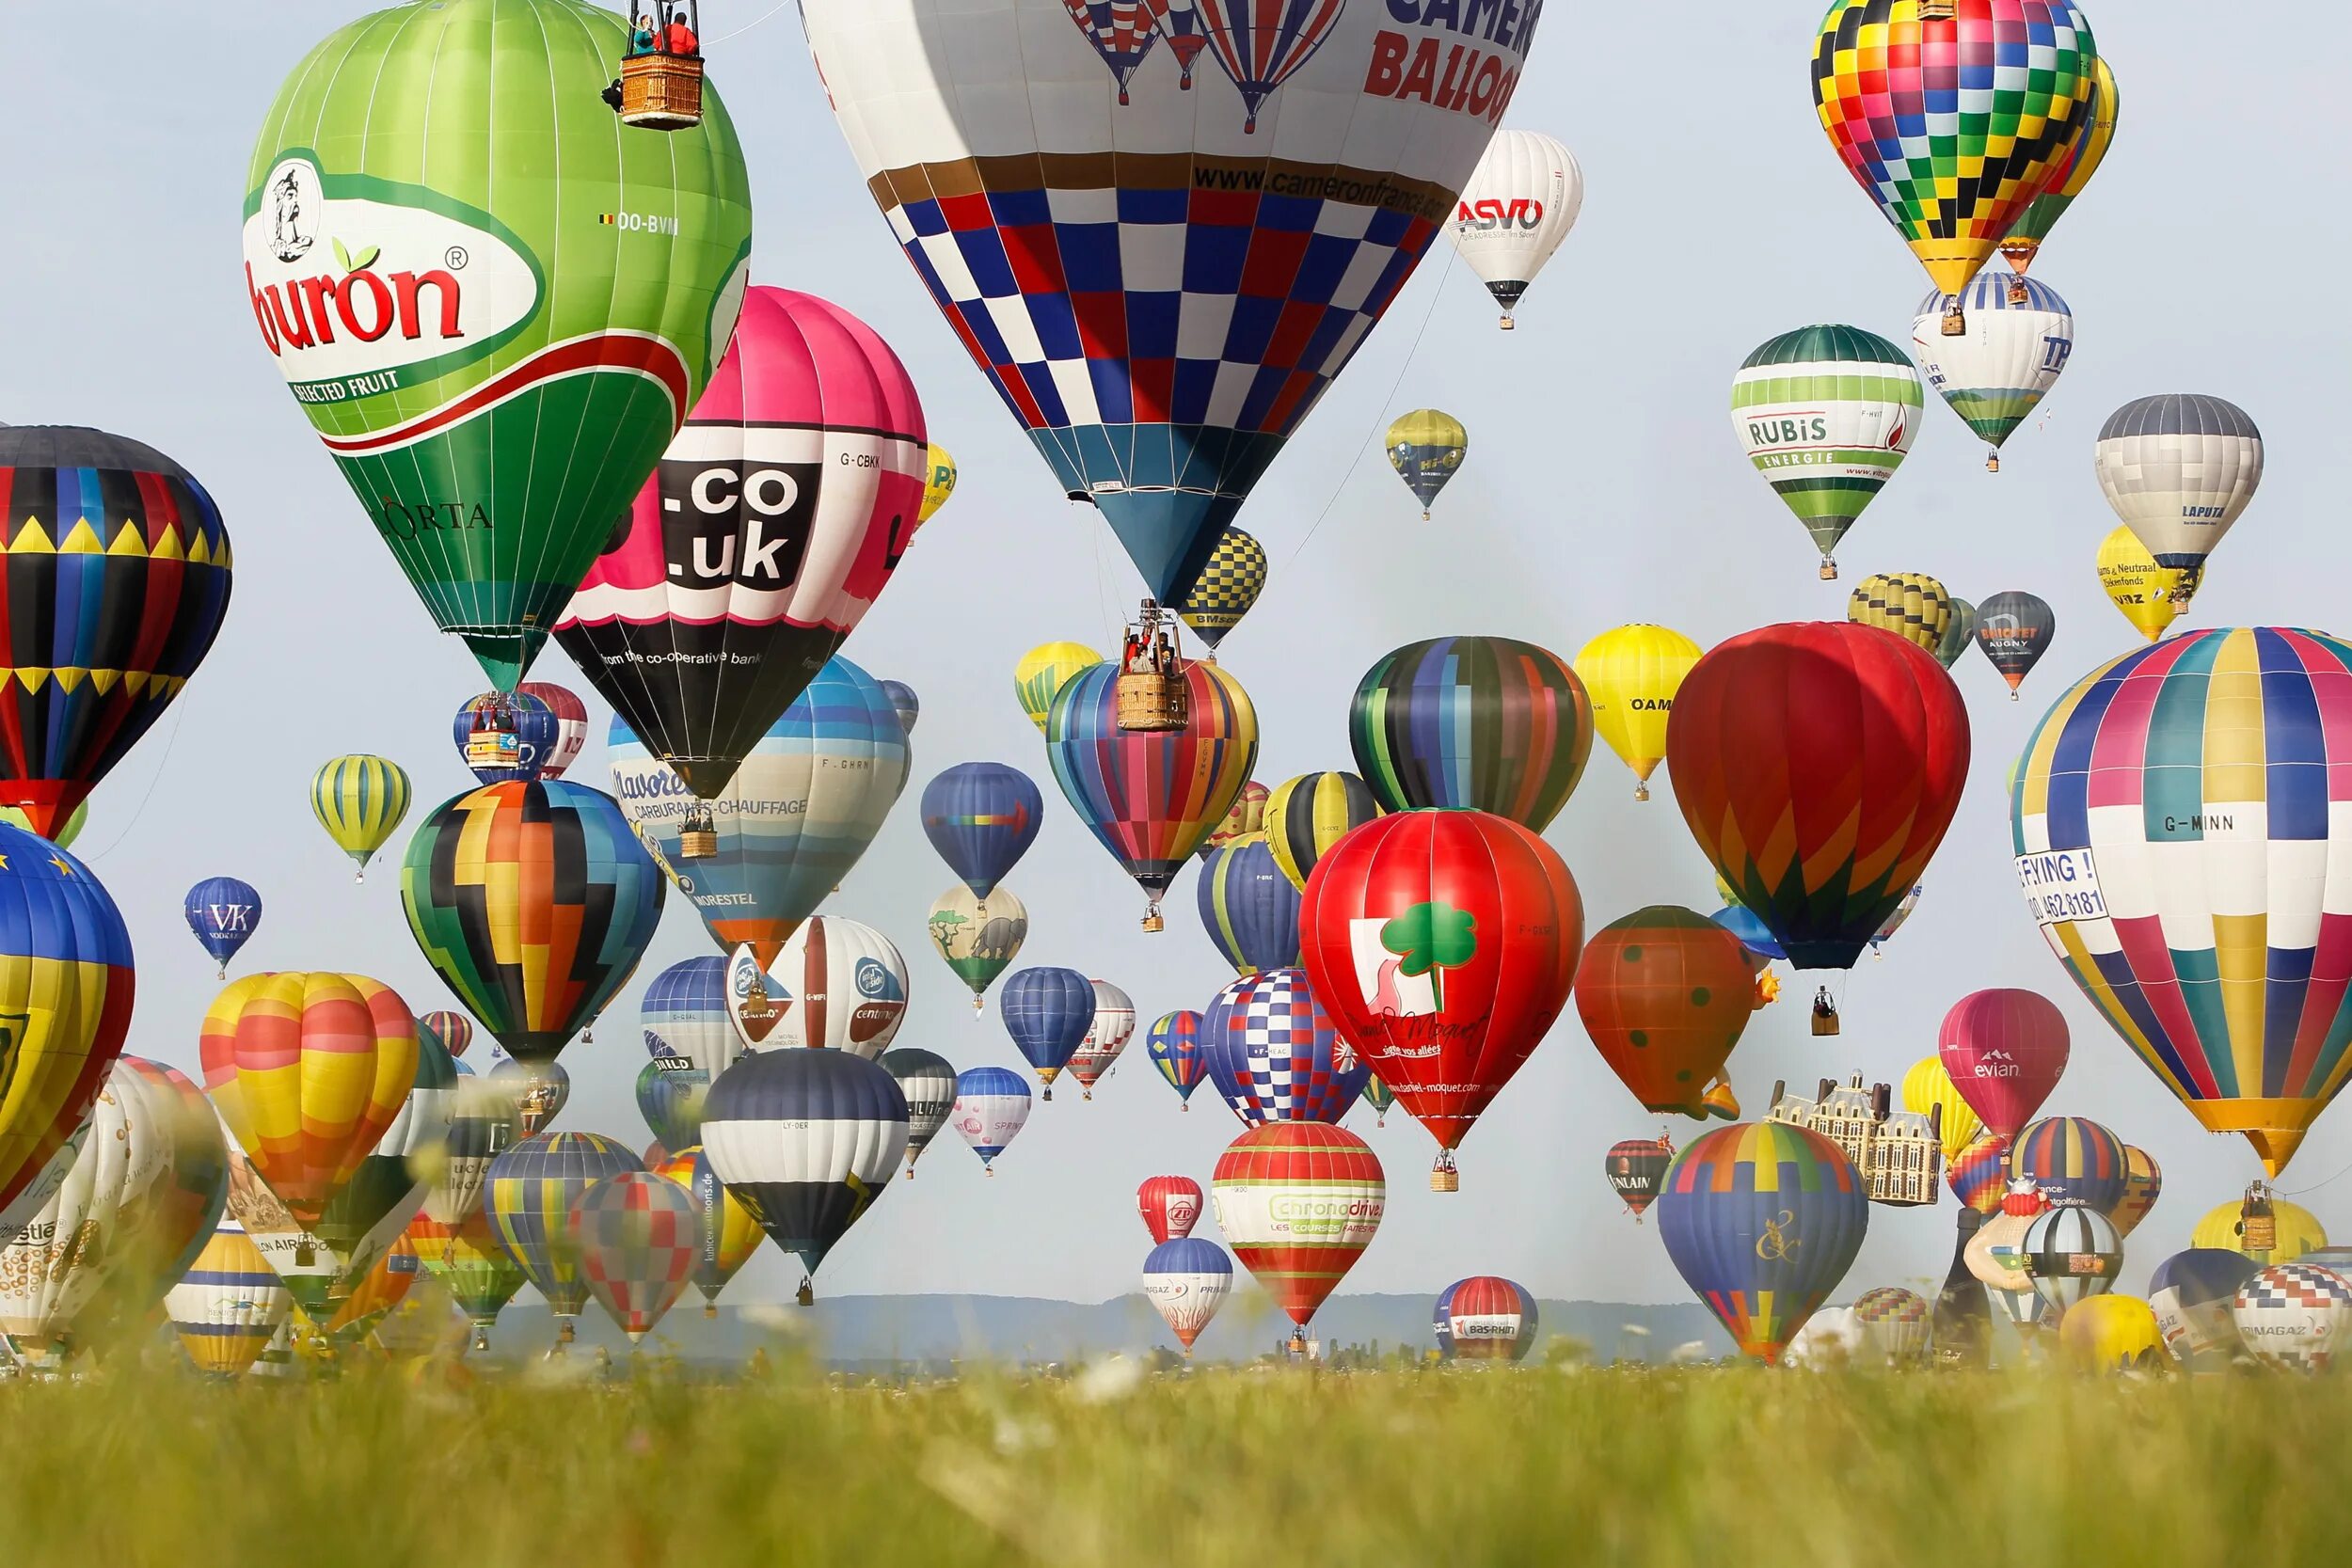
[1067,979,1137,1099]
[2093,394,2264,576]
[1911,274,2075,471]
[1143,1236,1232,1356]
[951,1066,1033,1175]
[2022,1205,2122,1318]
[767,916,912,1059]
[167,1221,293,1378]
[881,1048,959,1177]
[2233,1263,2352,1373]
[1446,129,1584,329]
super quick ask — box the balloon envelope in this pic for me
[922,764,1044,901]
[1432,1275,1538,1362]
[1197,837,1303,975]
[1348,637,1593,830]
[1211,1122,1384,1329]
[1576,907,1755,1120]
[1445,130,1582,325]
[1200,969,1368,1127]
[1732,326,1920,574]
[484,1132,645,1321]
[183,877,262,976]
[1657,1123,1868,1363]
[702,1049,907,1279]
[952,1065,1032,1169]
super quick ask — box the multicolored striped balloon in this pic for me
[1013,642,1104,736]
[2113,1145,2162,1237]
[1848,571,1955,657]
[418,1010,474,1062]
[1263,771,1380,893]
[1212,1121,1385,1330]
[2012,629,2352,1175]
[1348,637,1593,830]
[484,1132,645,1327]
[1731,325,1920,578]
[415,1208,527,1347]
[1146,1010,1206,1109]
[1432,1275,1538,1362]
[1657,1122,1869,1363]
[571,1171,699,1342]
[1947,1132,2012,1216]
[2002,55,2119,276]
[2010,1116,2128,1213]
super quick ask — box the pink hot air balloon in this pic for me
[1137,1174,1202,1245]
[1939,990,2070,1138]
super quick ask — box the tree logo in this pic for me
[1348,901,1476,1020]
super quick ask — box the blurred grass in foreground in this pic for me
[0,1360,2334,1565]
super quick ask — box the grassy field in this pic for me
[2,1357,2337,1564]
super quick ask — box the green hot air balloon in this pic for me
[241,0,754,688]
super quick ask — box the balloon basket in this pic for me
[1421,509,1432,521]
[617,52,705,132]
[1041,1085,1054,1102]
[677,827,719,859]
[1431,1156,1459,1194]
[472,1328,489,1352]
[1811,1012,1840,1037]
[1180,1102,1189,1114]
[1116,672,1189,732]
[1082,1088,1093,1101]
[1985,452,2000,473]
[1919,0,1955,17]
[1141,908,1165,933]
[2006,281,2028,307]
[1940,306,1965,337]
[1819,560,1837,581]
[1632,782,1649,802]
[1498,315,1515,331]
[558,1320,575,1344]
[705,1303,718,1320]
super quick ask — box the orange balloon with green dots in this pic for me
[1575,906,1758,1120]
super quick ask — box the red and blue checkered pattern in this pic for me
[1200,967,1369,1126]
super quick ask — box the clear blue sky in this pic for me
[11,1,2345,1310]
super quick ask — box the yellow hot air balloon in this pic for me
[1574,625,1702,801]
[2058,1292,2163,1373]
[1900,1057,1983,1164]
[2096,524,2196,643]
[1014,642,1105,735]
[2001,56,2119,278]
[1385,409,1469,519]
[1846,571,1953,656]
[310,755,411,881]
[918,443,957,526]
[2192,1197,2327,1264]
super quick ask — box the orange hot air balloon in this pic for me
[199,973,419,1238]
[1575,907,1759,1120]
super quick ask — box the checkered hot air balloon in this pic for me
[1851,1286,1931,1366]
[2233,1263,2352,1372]
[571,1171,699,1342]
[1178,528,1266,649]
[1200,968,1367,1126]
[654,1148,764,1314]
[485,1132,646,1338]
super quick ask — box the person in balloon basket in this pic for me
[664,6,700,56]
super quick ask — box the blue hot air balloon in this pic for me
[700,1048,908,1292]
[1195,837,1301,975]
[639,956,742,1082]
[921,763,1044,903]
[1198,968,1367,1125]
[1001,967,1095,1101]
[637,1058,709,1151]
[2010,1117,2129,1214]
[483,1131,644,1337]
[1147,1009,1206,1111]
[951,1065,1032,1171]
[879,680,920,736]
[1708,905,1786,962]
[452,690,561,785]
[183,876,262,978]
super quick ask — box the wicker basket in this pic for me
[1811,1009,1840,1037]
[620,53,705,131]
[1430,1166,1460,1194]
[676,826,719,859]
[1116,671,1189,732]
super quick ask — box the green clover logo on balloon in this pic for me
[1379,900,1477,1012]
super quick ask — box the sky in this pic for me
[9,1,2349,1314]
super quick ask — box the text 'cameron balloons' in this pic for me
[2013,629,2352,1175]
[1668,623,1969,969]
[1445,130,1582,329]
[400,781,666,1062]
[1148,1010,1206,1109]
[2010,1116,2128,1214]
[183,878,262,979]
[1300,809,1582,1184]
[2095,396,2263,576]
[1264,772,1381,893]
[1812,3,2098,304]
[1200,969,1368,1127]
[1144,1237,1232,1356]
[1911,277,2075,469]
[1198,837,1303,976]
[1001,968,1096,1100]
[702,1049,906,1290]
[0,428,233,839]
[1658,1122,1869,1364]
[1349,637,1593,831]
[1976,592,2057,699]
[952,1066,1031,1173]
[1213,1121,1385,1331]
[556,288,927,798]
[797,0,1544,601]
[244,0,754,689]
[922,764,1043,903]
[1046,659,1259,924]
[1938,990,2069,1138]
[1732,325,1920,578]
[1433,1276,1538,1361]
[610,656,909,965]
[1138,1175,1203,1246]
[1575,906,1756,1120]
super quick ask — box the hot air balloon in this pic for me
[796,0,1539,601]
[880,681,922,737]
[0,428,233,839]
[922,764,1044,903]
[1359,1074,1395,1127]
[74,1058,232,1353]
[1046,659,1258,929]
[1976,592,2056,698]
[2094,396,2263,576]
[637,1058,708,1152]
[293,1030,456,1322]
[609,657,908,963]
[519,682,589,780]
[1431,1276,1537,1361]
[1669,623,1969,969]
[1014,643,1105,735]
[425,1208,529,1351]
[2021,1204,2122,1316]
[421,1068,511,1228]
[1263,771,1381,892]
[952,1066,1032,1174]
[2192,1198,2327,1265]
[1068,980,1136,1100]
[245,0,754,690]
[1812,2,2098,325]
[2011,629,2352,1176]
[1575,626,1702,801]
[919,445,957,527]
[489,1057,571,1139]
[2106,1145,2160,1239]
[1387,410,1469,519]
[1732,325,1922,578]
[929,885,1027,1014]
[2096,525,2195,644]
[1847,572,1954,657]
[323,1232,422,1344]
[1576,907,1757,1120]
[2058,1291,2160,1371]
[1143,1236,1232,1356]
[1656,1122,1869,1364]
[1213,1121,1384,1338]
[654,1147,764,1315]
[2010,1117,2127,1213]
[401,780,665,1062]
[703,1049,905,1297]
[1851,1286,1931,1366]
[1147,1010,1206,1111]
[1197,837,1303,976]
[1710,905,1786,964]
[1911,276,2076,469]
[1937,990,2068,1138]
[1900,1058,1980,1164]
[764,917,911,1059]
[1607,1137,1673,1222]
[1934,600,1978,673]
[570,1171,699,1343]
[1137,1175,1203,1245]
[453,690,561,785]
[310,755,411,880]
[554,288,926,797]
[167,1222,290,1377]
[882,1049,959,1177]
[1350,637,1592,830]
[1783,1307,1864,1370]
[1178,529,1267,650]
[640,957,742,1080]
[1002,968,1096,1100]
[485,1131,645,1344]
[2234,1265,2352,1372]
[1446,130,1582,329]
[183,877,262,979]
[2001,55,2119,277]
[419,1011,475,1062]
[2149,1248,2258,1369]
[1199,968,1369,1127]
[1947,1132,2012,1217]
[1203,781,1271,857]
[1967,1179,2055,1338]
[1301,809,1581,1188]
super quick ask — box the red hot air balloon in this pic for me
[1136,1174,1202,1245]
[1211,1121,1384,1337]
[1666,623,1969,970]
[1575,907,1758,1119]
[1938,990,2070,1138]
[1299,808,1582,1190]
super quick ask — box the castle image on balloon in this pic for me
[1766,1073,1944,1208]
